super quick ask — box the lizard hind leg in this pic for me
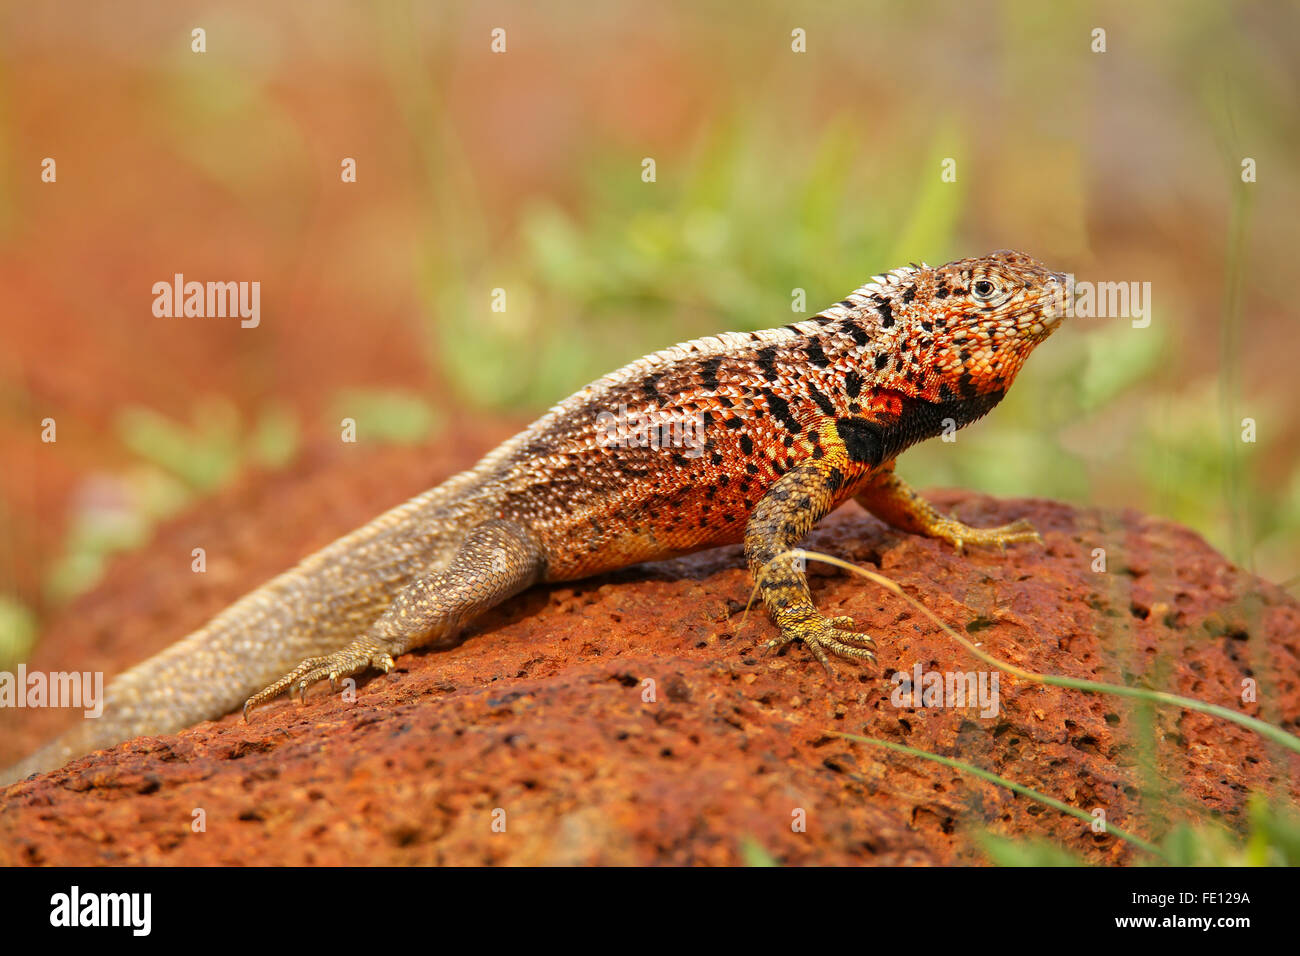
[243,518,546,718]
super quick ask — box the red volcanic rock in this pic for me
[2,445,1297,865]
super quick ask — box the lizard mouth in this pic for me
[1041,271,1072,329]
[1015,271,1070,343]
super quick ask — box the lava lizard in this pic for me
[2,249,1067,783]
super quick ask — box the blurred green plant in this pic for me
[43,400,300,603]
[739,837,781,867]
[118,399,252,492]
[0,595,37,673]
[422,116,968,412]
[410,106,1299,584]
[978,833,1093,867]
[980,796,1300,867]
[44,486,154,604]
[44,390,443,603]
[327,388,442,446]
[844,732,1300,866]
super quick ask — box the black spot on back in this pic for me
[842,322,870,346]
[762,389,802,435]
[877,300,895,328]
[700,357,721,391]
[808,385,836,416]
[805,340,830,368]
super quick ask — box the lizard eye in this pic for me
[972,279,997,299]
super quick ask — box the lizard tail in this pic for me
[1,469,504,787]
[2,359,666,786]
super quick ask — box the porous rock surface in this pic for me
[2,437,1297,865]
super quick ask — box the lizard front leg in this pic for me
[854,466,1040,551]
[244,519,545,716]
[744,451,875,676]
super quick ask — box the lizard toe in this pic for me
[775,613,876,674]
[244,641,395,719]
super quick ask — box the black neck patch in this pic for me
[835,417,885,466]
[835,388,1006,466]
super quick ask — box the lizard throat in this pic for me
[836,389,1007,466]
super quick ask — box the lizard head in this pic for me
[855,250,1068,409]
[828,250,1067,454]
[930,249,1068,347]
[923,249,1068,399]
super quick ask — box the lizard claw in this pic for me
[765,612,876,675]
[933,516,1042,552]
[243,643,395,720]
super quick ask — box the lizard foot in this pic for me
[244,640,396,719]
[929,516,1041,553]
[764,613,875,677]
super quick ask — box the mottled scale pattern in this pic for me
[2,250,1067,783]
[483,250,1066,578]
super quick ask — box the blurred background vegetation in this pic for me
[0,0,1297,668]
